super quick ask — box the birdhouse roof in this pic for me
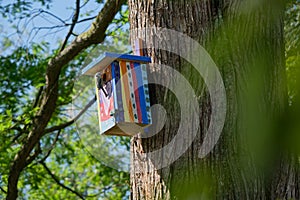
[82,52,151,76]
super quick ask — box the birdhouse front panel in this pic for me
[95,65,115,134]
[82,52,152,136]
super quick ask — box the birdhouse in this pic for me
[82,52,152,136]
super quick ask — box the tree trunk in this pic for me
[129,0,299,199]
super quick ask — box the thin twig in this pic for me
[80,0,90,8]
[41,162,84,200]
[39,130,61,163]
[60,0,80,52]
[32,25,67,30]
[40,10,67,25]
[0,186,7,194]
[77,16,97,23]
[40,27,66,38]
[43,96,96,135]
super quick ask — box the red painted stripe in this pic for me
[130,62,142,123]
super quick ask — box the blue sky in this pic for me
[0,0,105,53]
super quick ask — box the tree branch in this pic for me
[60,0,80,52]
[6,0,126,199]
[43,95,96,135]
[41,162,84,200]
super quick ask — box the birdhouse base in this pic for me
[102,122,150,136]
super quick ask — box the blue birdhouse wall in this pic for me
[82,52,152,136]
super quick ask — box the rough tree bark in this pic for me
[129,0,299,199]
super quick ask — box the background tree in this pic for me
[0,0,130,199]
[129,0,300,199]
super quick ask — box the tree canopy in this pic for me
[0,0,130,199]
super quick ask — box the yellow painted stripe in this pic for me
[120,61,134,122]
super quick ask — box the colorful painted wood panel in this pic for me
[95,65,116,134]
[86,52,151,136]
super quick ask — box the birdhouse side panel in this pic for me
[95,65,116,134]
[133,62,152,124]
